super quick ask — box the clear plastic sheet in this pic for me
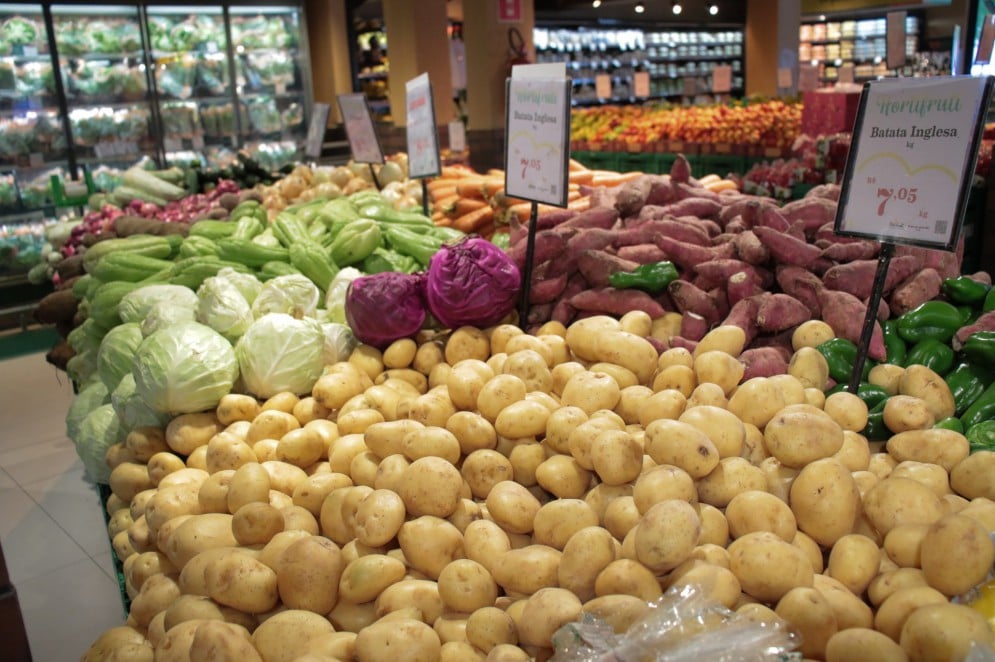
[550,585,799,662]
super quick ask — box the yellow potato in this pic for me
[564,316,621,362]
[637,389,687,426]
[889,461,950,498]
[275,535,343,613]
[338,554,407,604]
[651,364,696,397]
[725,490,797,541]
[633,464,696,514]
[883,395,935,432]
[898,364,956,421]
[825,628,908,662]
[589,429,642,486]
[678,405,744,458]
[693,350,745,396]
[535,455,593,500]
[465,606,518,652]
[899,602,995,662]
[727,377,786,428]
[695,325,747,357]
[874,585,949,641]
[823,391,868,432]
[787,346,830,389]
[568,417,624,471]
[764,404,844,468]
[791,320,835,350]
[869,363,905,396]
[593,558,663,601]
[775,586,838,660]
[502,349,553,393]
[355,617,441,661]
[557,526,617,603]
[517,587,583,649]
[494,400,551,439]
[532,499,599,550]
[560,371,621,415]
[491,545,562,595]
[667,561,741,609]
[728,531,814,603]
[863,476,944,536]
[788,458,860,547]
[618,310,653,338]
[825,533,881,595]
[882,523,929,569]
[633,499,700,573]
[550,362,587,398]
[486,480,541,535]
[614,385,654,426]
[951,451,995,499]
[696,457,766,508]
[231,502,284,546]
[811,574,873,630]
[397,456,463,519]
[591,330,657,385]
[919,513,995,596]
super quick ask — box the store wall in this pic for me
[746,0,801,96]
[305,0,352,125]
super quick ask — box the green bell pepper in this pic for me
[816,337,871,384]
[984,287,995,313]
[962,331,995,368]
[882,319,906,366]
[961,380,995,429]
[862,397,890,441]
[826,382,890,409]
[965,420,995,452]
[608,261,680,294]
[896,301,964,344]
[942,276,991,306]
[934,417,964,434]
[945,362,990,417]
[904,338,955,375]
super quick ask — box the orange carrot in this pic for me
[453,198,488,216]
[568,169,594,186]
[481,178,506,200]
[455,178,487,199]
[453,205,495,233]
[429,184,457,201]
[427,178,458,194]
[441,165,474,178]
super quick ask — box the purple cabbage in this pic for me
[345,271,427,348]
[426,236,521,330]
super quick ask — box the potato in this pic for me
[725,490,796,541]
[568,417,624,471]
[144,483,201,534]
[292,472,352,518]
[695,324,747,357]
[485,480,541,535]
[634,499,700,573]
[883,523,929,569]
[890,461,950,498]
[477,374,528,422]
[81,626,154,662]
[129,572,182,628]
[145,451,186,487]
[466,606,518,652]
[863,477,944,536]
[804,387,826,409]
[560,371,621,415]
[874,585,949,641]
[125,427,170,463]
[727,377,786,428]
[516,588,583,649]
[110,462,154,503]
[693,350,745,395]
[811,574,874,631]
[398,456,463,518]
[637,389,687,428]
[764,404,844,468]
[593,558,663,601]
[151,618,201,662]
[188,621,260,662]
[825,628,907,662]
[890,429,971,476]
[305,632,357,661]
[232,502,284,546]
[383,338,418,369]
[165,513,237,569]
[434,558,499,614]
[696,457,766,508]
[898,364,956,421]
[375,579,445,624]
[204,549,279,614]
[919,513,995,596]
[589,429,642,486]
[261,460,308,496]
[166,412,223,455]
[869,363,905,395]
[792,320,835,350]
[822,391,867,432]
[633,464,696,514]
[951,451,995,499]
[398,516,464,580]
[679,405,745,459]
[582,595,652,635]
[532,499,599,551]
[728,531,813,603]
[787,346,830,389]
[292,397,331,424]
[503,348,554,392]
[447,360,494,411]
[205,433,257,474]
[900,602,995,662]
[275,535,343,613]
[494,400,551,440]
[413,340,445,376]
[463,520,512,576]
[252,610,335,662]
[535,455,593,500]
[556,526,617,603]
[789,458,860,547]
[882,395,934,432]
[826,533,881,595]
[491,545,562,595]
[775,586,838,660]
[592,330,658,385]
[685,382,728,409]
[446,326,490,364]
[339,554,407,604]
[313,370,368,412]
[959,496,995,528]
[651,364,696,397]
[261,391,299,414]
[668,562,741,609]
[589,362,638,390]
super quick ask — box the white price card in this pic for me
[838,65,855,85]
[633,71,650,98]
[834,76,995,251]
[504,65,571,207]
[777,67,793,90]
[405,73,441,178]
[337,93,384,164]
[711,65,732,93]
[886,11,908,70]
[449,119,466,153]
[305,102,330,159]
[798,64,820,91]
[595,74,612,100]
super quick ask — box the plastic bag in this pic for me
[550,584,798,662]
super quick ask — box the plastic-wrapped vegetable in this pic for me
[75,404,127,484]
[345,271,427,349]
[96,322,144,391]
[425,236,521,329]
[235,313,325,398]
[2,17,38,47]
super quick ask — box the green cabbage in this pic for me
[119,284,199,325]
[67,349,98,386]
[66,381,110,442]
[216,267,261,304]
[322,323,357,365]
[235,313,325,398]
[141,301,196,337]
[251,274,320,320]
[76,404,127,484]
[133,321,239,415]
[97,322,144,390]
[112,373,171,431]
[196,274,253,341]
[325,267,362,324]
[68,318,106,355]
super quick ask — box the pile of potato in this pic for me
[86,313,995,662]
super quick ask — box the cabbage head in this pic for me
[322,322,357,365]
[68,318,106,355]
[97,322,144,390]
[325,267,363,324]
[141,301,196,337]
[76,403,127,484]
[119,284,199,324]
[133,321,239,415]
[216,267,261,304]
[196,275,253,341]
[66,380,110,442]
[66,349,98,387]
[235,313,325,398]
[251,274,320,320]
[111,373,171,431]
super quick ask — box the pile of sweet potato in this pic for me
[507,154,977,379]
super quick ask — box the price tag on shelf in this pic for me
[21,45,37,57]
[838,65,855,85]
[504,63,571,207]
[633,71,650,99]
[711,65,732,94]
[886,11,908,70]
[798,64,819,92]
[305,102,331,159]
[337,92,384,164]
[449,119,466,153]
[834,76,995,250]
[405,73,441,178]
[595,74,612,100]
[777,67,793,90]
[682,76,697,97]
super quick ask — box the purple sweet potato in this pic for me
[551,274,587,326]
[566,228,619,255]
[719,198,755,227]
[776,265,825,316]
[817,288,886,361]
[787,220,808,241]
[668,280,721,325]
[954,310,995,350]
[560,206,620,230]
[656,236,736,272]
[680,312,710,342]
[721,293,767,345]
[615,175,656,218]
[673,216,722,238]
[671,154,691,184]
[889,268,943,316]
[636,204,668,222]
[710,286,730,322]
[693,259,771,291]
[740,347,790,380]
[646,178,677,206]
[732,230,770,265]
[727,270,765,306]
[821,240,881,262]
[815,222,869,245]
[616,219,710,248]
[804,183,842,201]
[662,197,723,220]
[894,243,960,280]
[668,336,698,353]
[508,229,568,268]
[781,196,837,232]
[821,255,921,300]
[756,206,790,232]
[756,293,812,333]
[588,186,619,210]
[725,216,748,234]
[617,243,669,264]
[577,250,640,288]
[748,331,795,362]
[674,183,721,203]
[752,225,823,267]
[526,302,555,325]
[535,209,579,231]
[529,272,569,305]
[570,287,667,318]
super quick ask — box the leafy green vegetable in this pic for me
[97,322,144,391]
[235,313,325,398]
[2,17,38,47]
[76,404,127,484]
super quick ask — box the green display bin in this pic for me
[572,150,620,172]
[696,153,746,179]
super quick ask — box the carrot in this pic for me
[568,195,592,211]
[434,215,454,227]
[486,169,504,177]
[569,158,588,171]
[568,169,595,186]
[455,178,487,199]
[433,193,460,213]
[482,178,506,199]
[441,165,474,178]
[453,205,495,233]
[427,178,459,194]
[453,198,488,216]
[429,184,457,201]
[704,179,738,193]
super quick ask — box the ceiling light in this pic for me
[672,2,683,15]
[708,4,718,15]
[635,2,645,13]
[592,0,601,6]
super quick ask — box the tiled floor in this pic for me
[0,352,127,661]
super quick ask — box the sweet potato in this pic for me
[969,271,993,286]
[577,250,639,288]
[725,216,748,234]
[507,229,569,269]
[787,220,808,241]
[617,244,669,264]
[756,206,790,232]
[732,230,770,265]
[775,266,824,317]
[655,236,735,272]
[526,303,555,326]
[668,336,698,353]
[727,270,765,306]
[894,243,960,280]
[815,222,869,245]
[662,197,723,220]
[781,196,837,232]
[529,272,569,305]
[623,219,711,248]
[673,216,721,238]
[740,347,790,380]
[821,240,880,262]
[674,183,721,203]
[570,287,666,318]
[635,205,668,222]
[888,268,942,316]
[817,288,886,361]
[719,197,774,227]
[560,206,620,230]
[722,293,766,345]
[671,154,691,184]
[566,228,619,255]
[821,254,920,299]
[953,310,995,350]
[680,312,710,342]
[752,225,823,267]
[755,293,812,333]
[748,331,795,362]
[551,274,588,326]
[646,178,677,206]
[693,259,772,291]
[667,280,721,325]
[804,184,842,201]
[535,209,579,230]
[587,186,619,211]
[615,175,656,218]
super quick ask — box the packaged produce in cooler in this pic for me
[148,14,221,54]
[244,51,295,88]
[281,102,302,130]
[0,172,17,209]
[155,53,197,99]
[231,14,297,50]
[195,55,228,96]
[0,58,14,90]
[160,101,199,139]
[1,15,40,51]
[244,96,281,134]
[15,61,54,97]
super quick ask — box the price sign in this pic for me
[305,102,331,159]
[777,67,793,90]
[633,71,650,98]
[504,64,571,207]
[682,77,697,97]
[595,74,612,100]
[838,65,855,85]
[834,76,995,251]
[405,73,441,178]
[337,93,384,164]
[886,11,908,70]
[711,65,732,93]
[449,119,466,153]
[798,64,820,92]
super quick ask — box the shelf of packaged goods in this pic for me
[64,98,151,112]
[58,51,145,62]
[238,90,302,101]
[648,54,742,63]
[0,102,60,116]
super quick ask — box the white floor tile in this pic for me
[92,549,120,585]
[23,462,110,557]
[0,354,76,449]
[0,466,16,489]
[0,437,80,487]
[0,486,88,584]
[18,556,126,661]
